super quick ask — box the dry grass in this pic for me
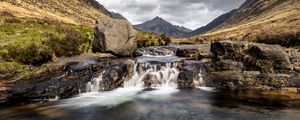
[0,0,111,27]
[190,0,300,47]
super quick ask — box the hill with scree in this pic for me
[192,0,300,47]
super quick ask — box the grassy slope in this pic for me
[193,0,300,45]
[0,0,113,81]
[0,14,94,80]
[0,0,112,27]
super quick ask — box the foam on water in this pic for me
[57,87,144,108]
[58,54,206,108]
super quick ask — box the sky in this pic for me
[97,0,246,30]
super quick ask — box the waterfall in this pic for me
[86,74,103,92]
[124,61,179,88]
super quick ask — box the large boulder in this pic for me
[92,19,137,56]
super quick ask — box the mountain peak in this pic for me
[151,16,168,23]
[134,17,192,38]
[153,16,163,20]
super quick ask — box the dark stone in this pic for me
[0,60,135,105]
[176,44,211,59]
[210,41,247,61]
[178,60,204,87]
[245,44,291,70]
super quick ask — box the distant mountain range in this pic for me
[134,10,237,38]
[134,17,192,38]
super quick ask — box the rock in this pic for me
[176,44,211,59]
[210,41,248,61]
[99,60,134,91]
[133,46,176,57]
[214,60,244,71]
[205,70,293,89]
[92,19,137,56]
[223,88,300,105]
[178,60,204,87]
[205,71,244,89]
[245,44,291,70]
[0,59,135,105]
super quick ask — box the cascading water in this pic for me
[124,61,179,88]
[86,73,103,92]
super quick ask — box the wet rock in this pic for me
[99,60,134,91]
[178,60,204,87]
[92,19,137,56]
[227,88,300,102]
[133,46,176,57]
[205,71,244,89]
[0,59,135,105]
[176,44,211,59]
[205,41,299,89]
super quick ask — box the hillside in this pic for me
[0,0,114,80]
[134,16,192,38]
[187,9,237,37]
[0,0,113,27]
[194,0,300,47]
[111,12,127,20]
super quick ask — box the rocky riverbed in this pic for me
[0,41,300,106]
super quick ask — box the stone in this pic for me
[245,44,292,70]
[0,59,135,105]
[205,71,244,89]
[92,19,137,56]
[178,60,204,87]
[210,41,248,61]
[133,46,176,57]
[176,44,211,59]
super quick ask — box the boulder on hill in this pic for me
[92,19,137,56]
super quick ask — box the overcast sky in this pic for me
[97,0,245,30]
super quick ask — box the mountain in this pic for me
[134,16,192,38]
[111,12,127,20]
[195,0,300,44]
[187,9,237,37]
[0,0,113,27]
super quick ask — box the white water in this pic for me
[86,74,103,92]
[124,62,179,88]
[59,55,212,108]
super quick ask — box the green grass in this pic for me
[0,15,94,80]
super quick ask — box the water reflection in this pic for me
[1,89,300,120]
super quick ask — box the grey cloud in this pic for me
[98,0,245,29]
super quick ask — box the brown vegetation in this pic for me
[0,0,112,27]
[192,0,300,48]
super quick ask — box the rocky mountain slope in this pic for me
[187,9,237,37]
[0,0,113,27]
[195,0,300,46]
[134,16,192,38]
[111,12,127,20]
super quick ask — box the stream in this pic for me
[1,48,300,120]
